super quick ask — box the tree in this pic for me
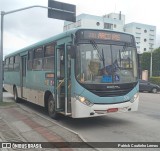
[141,52,150,73]
[141,48,160,77]
[153,48,160,76]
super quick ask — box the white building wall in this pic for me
[81,18,103,29]
[64,14,156,54]
[64,13,125,32]
[124,23,156,54]
[106,12,125,24]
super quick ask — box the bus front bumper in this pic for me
[71,96,139,118]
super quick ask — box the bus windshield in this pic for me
[76,43,138,84]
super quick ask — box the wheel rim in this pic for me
[152,88,157,93]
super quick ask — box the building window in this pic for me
[144,29,147,33]
[144,39,147,42]
[96,22,100,26]
[144,48,146,51]
[114,24,117,28]
[104,23,113,29]
[136,37,140,40]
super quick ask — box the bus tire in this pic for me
[13,87,20,103]
[48,95,58,119]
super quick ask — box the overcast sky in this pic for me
[1,0,160,56]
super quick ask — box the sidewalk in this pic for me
[0,92,97,151]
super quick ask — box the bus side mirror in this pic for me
[67,45,76,59]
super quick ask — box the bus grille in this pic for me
[80,82,137,97]
[89,89,131,97]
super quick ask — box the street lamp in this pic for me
[150,44,153,77]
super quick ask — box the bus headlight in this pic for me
[75,95,94,107]
[130,93,139,103]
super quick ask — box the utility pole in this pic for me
[150,44,153,77]
[0,11,4,102]
[0,3,76,102]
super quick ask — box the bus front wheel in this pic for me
[48,95,58,119]
[13,87,20,103]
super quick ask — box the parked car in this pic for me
[139,79,160,93]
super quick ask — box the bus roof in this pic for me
[5,28,134,58]
[5,28,78,58]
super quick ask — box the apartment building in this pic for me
[63,12,125,32]
[124,23,156,54]
[64,13,156,54]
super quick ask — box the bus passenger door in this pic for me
[55,48,65,112]
[21,56,27,99]
[55,45,71,115]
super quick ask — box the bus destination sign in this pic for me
[88,32,121,41]
[78,30,133,43]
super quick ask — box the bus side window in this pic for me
[57,48,64,79]
[28,50,33,70]
[33,47,43,70]
[4,58,9,71]
[60,49,65,79]
[14,55,20,71]
[8,57,14,71]
[43,44,55,70]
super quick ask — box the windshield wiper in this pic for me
[90,40,105,67]
[101,49,105,67]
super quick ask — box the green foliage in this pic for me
[149,77,160,86]
[141,47,160,77]
[152,48,160,76]
[141,52,150,71]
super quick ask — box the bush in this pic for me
[149,77,160,86]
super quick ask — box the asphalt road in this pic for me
[56,92,160,142]
[3,92,160,151]
[56,92,160,151]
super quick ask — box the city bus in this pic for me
[3,28,139,118]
